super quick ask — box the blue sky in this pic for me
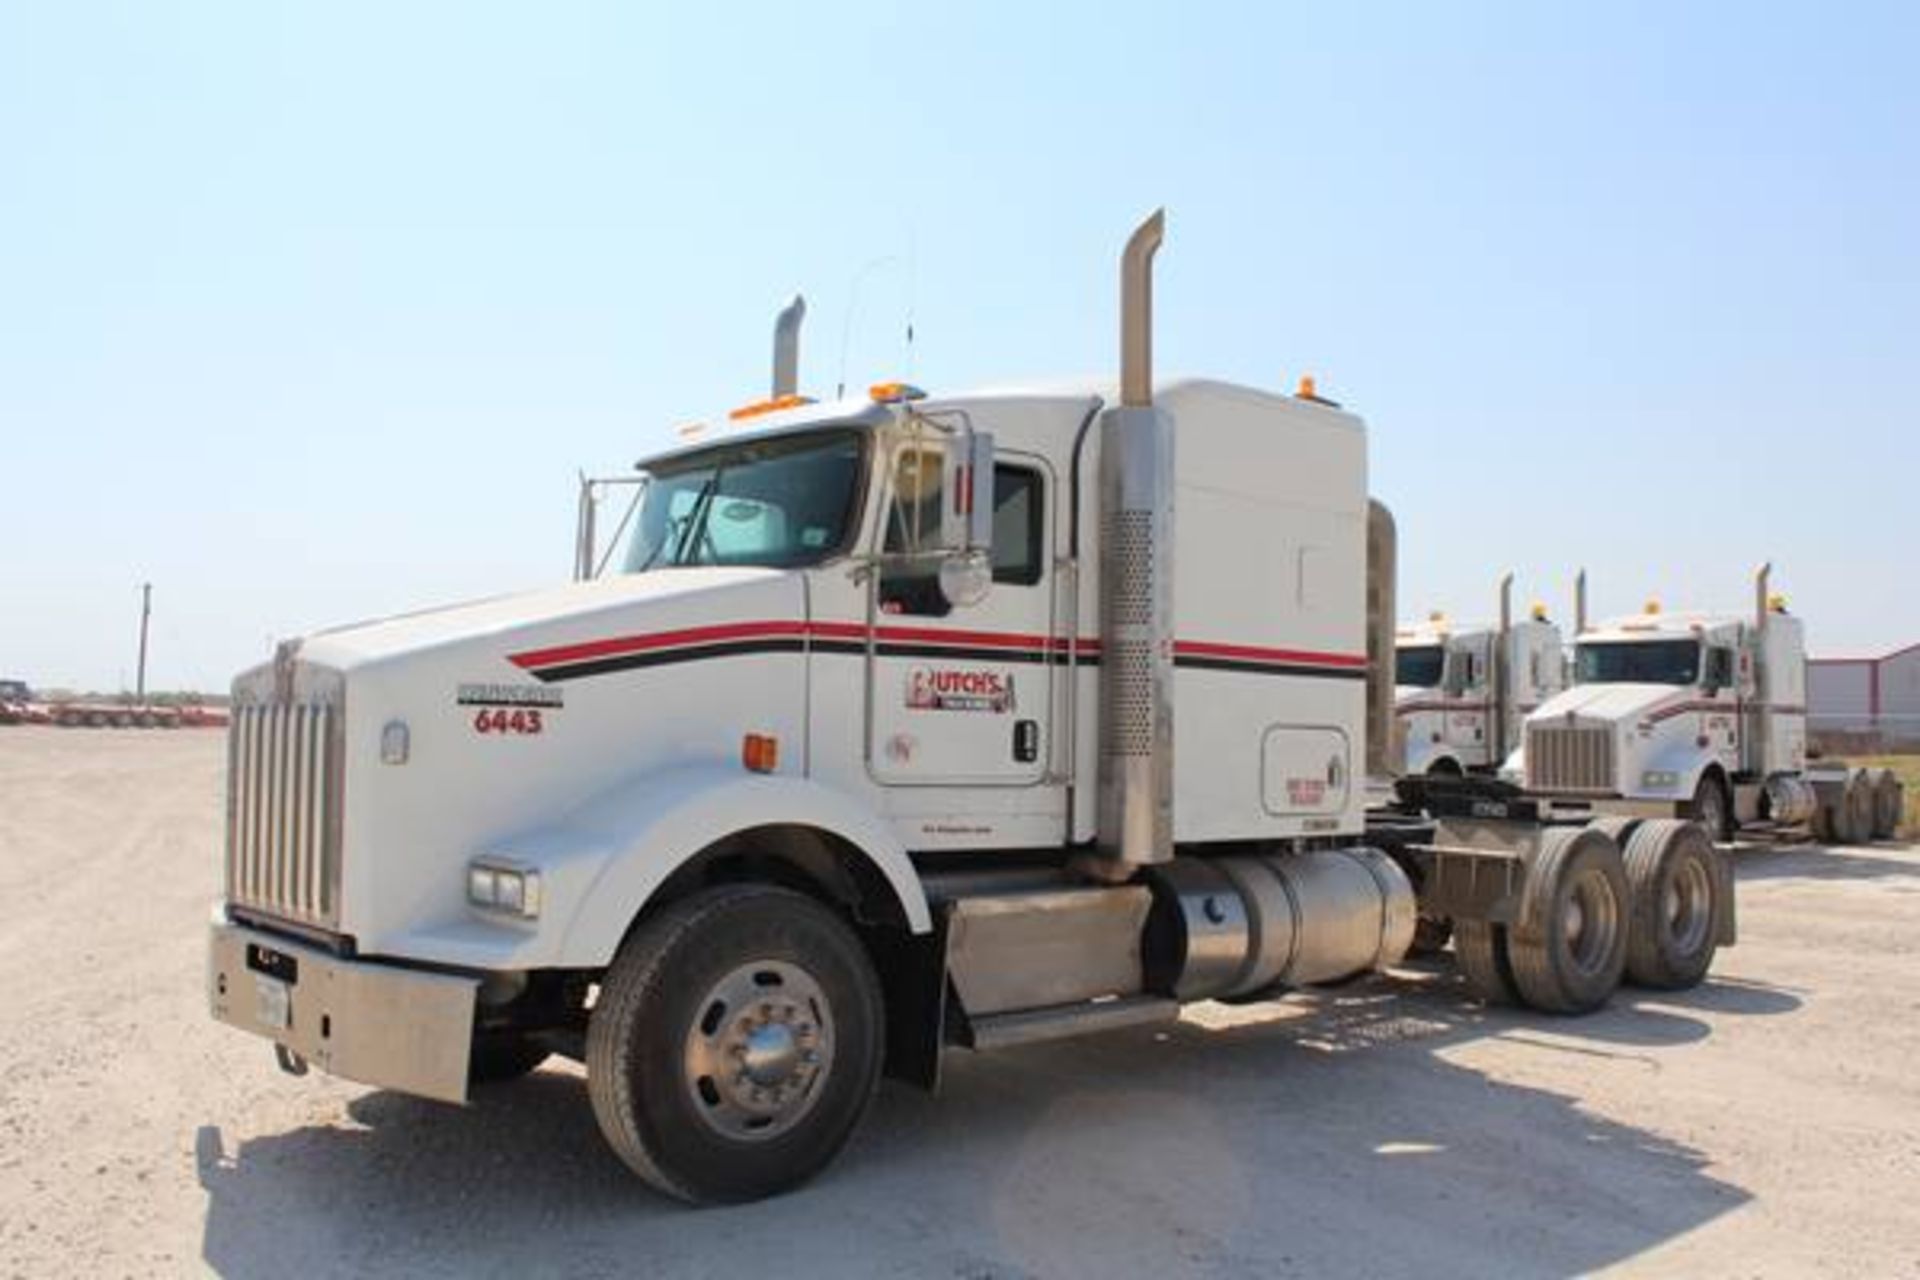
[1,2,1914,689]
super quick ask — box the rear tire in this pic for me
[1507,827,1629,1014]
[1453,920,1518,1005]
[1844,769,1876,845]
[1621,819,1724,990]
[1871,769,1904,840]
[1409,916,1453,957]
[586,884,883,1205]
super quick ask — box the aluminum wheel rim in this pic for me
[1561,867,1621,976]
[1663,857,1712,956]
[682,959,834,1143]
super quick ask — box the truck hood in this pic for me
[293,568,791,673]
[1530,682,1686,727]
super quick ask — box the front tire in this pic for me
[586,884,884,1205]
[1688,775,1733,844]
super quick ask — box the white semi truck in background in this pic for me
[1509,569,1904,845]
[207,213,1739,1204]
[1395,576,1566,777]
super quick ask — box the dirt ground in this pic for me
[1,730,1916,1279]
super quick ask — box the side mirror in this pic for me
[938,430,994,607]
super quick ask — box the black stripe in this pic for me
[531,638,807,683]
[528,636,1365,684]
[1174,656,1368,681]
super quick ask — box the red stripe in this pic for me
[510,619,808,670]
[510,620,1360,672]
[1175,639,1368,668]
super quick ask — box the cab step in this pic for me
[965,995,1179,1052]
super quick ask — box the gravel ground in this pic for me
[2,729,1917,1278]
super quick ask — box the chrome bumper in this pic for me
[207,920,478,1105]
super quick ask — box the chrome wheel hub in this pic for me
[683,960,834,1142]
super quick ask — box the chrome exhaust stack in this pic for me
[771,293,806,397]
[1365,500,1399,781]
[1575,567,1589,636]
[1094,209,1176,873]
[1493,571,1514,762]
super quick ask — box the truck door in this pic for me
[866,447,1056,787]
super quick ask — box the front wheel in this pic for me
[586,884,883,1205]
[1688,775,1733,844]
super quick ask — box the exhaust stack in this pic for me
[1575,567,1589,636]
[1493,572,1514,762]
[1095,210,1176,872]
[772,294,806,397]
[1365,500,1398,780]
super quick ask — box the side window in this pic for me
[991,465,1044,586]
[878,460,1045,616]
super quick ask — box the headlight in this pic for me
[1641,769,1681,790]
[467,858,541,919]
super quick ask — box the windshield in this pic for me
[622,429,865,573]
[1575,639,1700,686]
[1396,645,1444,688]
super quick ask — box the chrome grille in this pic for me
[1527,724,1616,794]
[226,680,344,930]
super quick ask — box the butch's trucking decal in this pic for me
[906,666,1016,714]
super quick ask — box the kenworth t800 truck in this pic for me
[208,213,1736,1203]
[1395,576,1566,778]
[1510,569,1904,846]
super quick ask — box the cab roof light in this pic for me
[1644,598,1662,615]
[728,393,814,422]
[869,381,927,405]
[1768,592,1790,613]
[1295,374,1342,407]
[1530,602,1549,621]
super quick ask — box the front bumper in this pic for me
[207,920,479,1105]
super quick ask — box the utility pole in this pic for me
[136,582,152,701]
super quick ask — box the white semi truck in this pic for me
[1510,569,1904,845]
[1395,577,1566,777]
[207,213,1739,1203]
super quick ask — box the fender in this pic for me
[374,768,931,973]
[549,766,933,965]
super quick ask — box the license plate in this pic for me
[255,975,291,1030]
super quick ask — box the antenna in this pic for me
[836,255,901,399]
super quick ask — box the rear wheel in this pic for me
[1871,768,1905,840]
[1622,819,1724,990]
[1688,775,1733,844]
[586,884,883,1204]
[1843,770,1877,845]
[1507,827,1629,1014]
[1453,920,1518,1005]
[1409,916,1453,956]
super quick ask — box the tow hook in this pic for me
[274,1044,310,1077]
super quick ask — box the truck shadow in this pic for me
[1729,841,1918,884]
[195,966,1787,1279]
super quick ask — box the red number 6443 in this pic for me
[473,708,543,735]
